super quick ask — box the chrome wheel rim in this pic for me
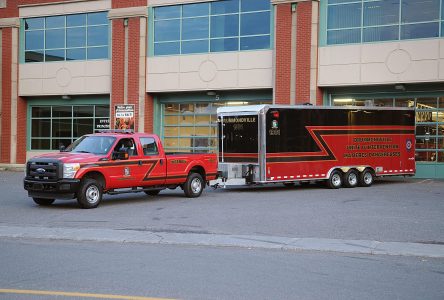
[191,178,202,194]
[363,172,373,185]
[86,185,100,204]
[332,173,341,187]
[348,172,358,186]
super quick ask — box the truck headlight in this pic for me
[63,163,80,179]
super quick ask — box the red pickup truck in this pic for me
[24,131,218,208]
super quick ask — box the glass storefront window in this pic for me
[373,98,394,107]
[326,0,444,45]
[24,12,109,63]
[30,104,110,150]
[153,0,271,56]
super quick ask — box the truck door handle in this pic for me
[138,160,143,166]
[159,159,164,166]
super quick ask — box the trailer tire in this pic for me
[327,170,342,189]
[359,169,374,187]
[184,173,204,198]
[343,169,359,188]
[283,182,295,187]
[33,198,55,206]
[77,178,103,209]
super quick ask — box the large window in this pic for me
[30,105,110,150]
[326,0,443,45]
[332,96,444,162]
[153,0,271,56]
[162,101,270,153]
[24,12,109,63]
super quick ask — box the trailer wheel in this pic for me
[343,169,359,188]
[77,178,103,209]
[359,169,374,187]
[283,182,295,187]
[33,198,55,206]
[327,170,342,189]
[184,173,204,198]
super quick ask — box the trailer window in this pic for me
[220,115,258,154]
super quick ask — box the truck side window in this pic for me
[140,137,158,156]
[114,138,138,156]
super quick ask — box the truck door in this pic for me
[107,137,141,189]
[138,137,166,186]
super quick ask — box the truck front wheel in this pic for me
[184,173,204,198]
[77,178,103,209]
[33,198,55,206]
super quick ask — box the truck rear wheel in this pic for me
[343,169,359,188]
[184,173,204,198]
[327,170,342,189]
[33,198,55,206]
[359,169,374,187]
[77,178,103,209]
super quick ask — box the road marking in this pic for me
[0,289,175,300]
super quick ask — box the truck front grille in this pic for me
[27,162,60,180]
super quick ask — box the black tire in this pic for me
[359,169,374,187]
[144,190,161,196]
[77,178,103,209]
[33,198,55,206]
[300,181,311,187]
[183,173,204,198]
[343,169,359,188]
[283,182,295,187]
[327,170,342,189]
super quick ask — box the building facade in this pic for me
[0,0,442,178]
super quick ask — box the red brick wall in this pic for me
[127,17,140,132]
[111,18,125,130]
[112,0,147,9]
[295,1,312,104]
[0,0,18,18]
[274,3,292,105]
[1,28,12,163]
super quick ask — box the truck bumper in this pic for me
[24,178,80,199]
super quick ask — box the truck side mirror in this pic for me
[59,145,66,152]
[112,150,129,160]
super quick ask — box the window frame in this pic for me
[29,104,110,150]
[23,11,109,63]
[324,0,444,45]
[152,0,272,56]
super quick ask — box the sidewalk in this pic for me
[1,225,443,258]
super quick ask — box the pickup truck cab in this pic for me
[24,131,218,208]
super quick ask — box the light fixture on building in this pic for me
[61,95,71,100]
[207,91,217,96]
[394,84,406,91]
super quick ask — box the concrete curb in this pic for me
[1,225,444,258]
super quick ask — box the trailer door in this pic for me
[219,114,259,163]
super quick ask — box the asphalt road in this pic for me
[1,171,444,299]
[1,239,444,300]
[1,171,443,243]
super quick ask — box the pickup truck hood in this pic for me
[29,152,106,164]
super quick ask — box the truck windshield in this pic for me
[65,136,116,155]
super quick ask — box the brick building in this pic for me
[0,0,443,178]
